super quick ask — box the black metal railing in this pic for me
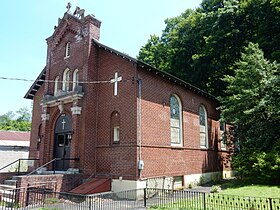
[0,187,144,210]
[0,184,280,210]
[0,187,279,210]
[0,182,57,209]
[26,157,80,176]
[145,188,280,210]
[0,159,39,175]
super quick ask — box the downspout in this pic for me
[137,78,144,178]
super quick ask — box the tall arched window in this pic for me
[65,42,70,58]
[199,105,208,148]
[111,111,120,143]
[54,76,59,96]
[62,69,70,92]
[220,122,226,150]
[37,123,42,149]
[170,94,182,146]
[73,69,79,91]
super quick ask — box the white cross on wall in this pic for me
[61,119,66,130]
[110,72,122,96]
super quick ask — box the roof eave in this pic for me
[92,39,217,101]
[24,67,46,100]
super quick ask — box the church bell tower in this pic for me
[38,3,102,168]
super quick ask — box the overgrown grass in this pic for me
[44,197,60,204]
[219,179,280,198]
[148,179,280,209]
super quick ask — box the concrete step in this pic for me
[1,196,15,203]
[37,170,75,175]
[0,186,17,208]
[0,184,16,190]
[11,175,20,180]
[4,179,17,186]
[0,188,14,194]
[0,176,18,208]
[0,189,16,203]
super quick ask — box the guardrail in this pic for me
[0,159,39,175]
[26,157,80,176]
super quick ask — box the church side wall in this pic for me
[137,69,229,184]
[91,49,139,179]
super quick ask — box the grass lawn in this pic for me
[148,179,280,209]
[218,179,280,198]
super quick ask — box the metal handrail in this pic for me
[26,157,80,176]
[0,158,39,174]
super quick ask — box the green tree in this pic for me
[220,43,280,184]
[16,107,31,122]
[0,107,32,131]
[138,35,163,69]
[138,0,280,97]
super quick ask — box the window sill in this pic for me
[171,143,183,149]
[171,146,184,150]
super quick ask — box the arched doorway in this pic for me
[54,114,72,170]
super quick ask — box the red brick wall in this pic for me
[85,47,139,177]
[17,174,84,192]
[28,14,102,173]
[0,172,16,185]
[134,68,223,179]
[28,83,45,166]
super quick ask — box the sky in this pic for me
[0,0,202,116]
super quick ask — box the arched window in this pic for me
[54,76,59,96]
[37,123,42,149]
[62,69,70,92]
[65,42,70,58]
[170,94,182,146]
[111,111,120,143]
[199,105,208,148]
[220,122,226,150]
[73,69,79,91]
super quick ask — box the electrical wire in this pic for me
[0,76,34,82]
[0,76,135,84]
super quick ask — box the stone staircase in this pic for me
[0,176,18,207]
[0,165,82,208]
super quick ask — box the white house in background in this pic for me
[0,130,30,172]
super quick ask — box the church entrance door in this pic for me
[54,114,72,171]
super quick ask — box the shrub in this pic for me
[199,175,206,185]
[233,145,280,184]
[210,185,221,193]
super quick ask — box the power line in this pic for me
[0,76,134,84]
[0,76,34,82]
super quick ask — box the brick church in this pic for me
[25,5,232,193]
